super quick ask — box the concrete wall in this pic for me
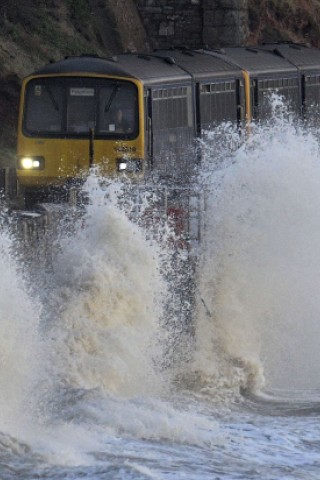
[135,0,248,50]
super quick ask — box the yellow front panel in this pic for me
[17,137,89,187]
[17,75,145,188]
[17,137,144,187]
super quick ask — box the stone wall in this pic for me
[135,0,248,50]
[135,0,203,50]
[203,0,248,48]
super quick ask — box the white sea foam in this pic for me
[26,174,223,458]
[41,174,168,398]
[194,106,320,392]
[0,225,41,431]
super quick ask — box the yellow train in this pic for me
[16,44,320,199]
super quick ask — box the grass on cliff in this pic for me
[0,0,102,62]
[248,0,320,46]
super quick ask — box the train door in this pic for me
[197,78,240,131]
[301,73,320,125]
[150,84,195,183]
[196,77,243,162]
[252,75,301,122]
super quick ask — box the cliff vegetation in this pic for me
[248,0,320,47]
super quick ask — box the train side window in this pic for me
[202,85,211,93]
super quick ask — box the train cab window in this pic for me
[98,83,137,136]
[23,78,138,139]
[67,87,96,133]
[24,81,63,134]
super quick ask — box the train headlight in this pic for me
[118,161,128,171]
[117,158,142,173]
[18,156,44,170]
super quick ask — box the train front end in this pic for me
[17,66,145,197]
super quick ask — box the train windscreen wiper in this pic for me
[104,85,119,113]
[43,82,60,112]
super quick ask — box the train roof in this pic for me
[258,43,320,73]
[33,55,135,78]
[153,49,242,81]
[216,47,298,76]
[31,54,191,86]
[114,54,191,85]
[29,44,320,86]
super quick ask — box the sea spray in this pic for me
[42,173,169,398]
[0,222,41,431]
[193,106,320,394]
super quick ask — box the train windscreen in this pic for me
[23,77,139,139]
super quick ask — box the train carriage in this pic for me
[218,46,301,120]
[260,43,320,121]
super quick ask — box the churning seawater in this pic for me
[1,108,320,479]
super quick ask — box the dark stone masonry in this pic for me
[135,0,248,49]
